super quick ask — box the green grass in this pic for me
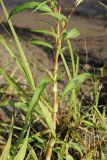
[0,0,107,160]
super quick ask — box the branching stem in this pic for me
[46,1,62,159]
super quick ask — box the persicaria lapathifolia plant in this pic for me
[0,0,97,159]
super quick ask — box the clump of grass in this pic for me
[0,0,107,159]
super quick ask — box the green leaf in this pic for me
[9,1,52,17]
[0,35,35,90]
[61,73,90,98]
[33,0,52,12]
[0,2,35,90]
[14,102,28,112]
[31,29,57,37]
[0,68,26,96]
[60,47,71,80]
[30,40,53,49]
[100,150,106,160]
[66,155,74,160]
[30,135,44,144]
[13,129,30,160]
[9,2,39,17]
[64,28,80,40]
[20,76,53,138]
[43,12,67,22]
[27,144,38,160]
[83,120,94,127]
[68,141,83,156]
[28,77,52,114]
[39,101,56,137]
[94,105,107,130]
[0,132,12,160]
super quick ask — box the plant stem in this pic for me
[46,1,62,159]
[46,21,61,160]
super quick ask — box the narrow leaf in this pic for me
[66,155,74,160]
[31,29,57,37]
[64,28,80,40]
[30,40,53,49]
[94,105,107,130]
[1,1,35,90]
[0,132,12,160]
[27,144,38,160]
[43,12,67,22]
[39,101,56,137]
[33,0,52,12]
[13,129,30,160]
[0,68,26,96]
[68,141,83,156]
[61,73,90,98]
[0,35,33,87]
[60,47,71,80]
[9,2,39,17]
[18,77,53,141]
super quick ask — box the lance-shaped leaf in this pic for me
[19,76,53,140]
[0,132,12,160]
[68,141,83,157]
[0,35,32,85]
[94,105,107,130]
[0,2,35,90]
[30,40,53,49]
[66,155,74,160]
[31,29,57,37]
[39,101,56,137]
[9,2,52,17]
[33,0,52,12]
[43,12,67,22]
[28,76,53,114]
[27,144,38,160]
[61,73,90,98]
[63,28,80,40]
[0,68,26,96]
[13,129,30,160]
[9,2,39,17]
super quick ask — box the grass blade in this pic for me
[26,144,38,160]
[16,76,53,144]
[0,68,26,97]
[0,132,12,160]
[1,1,35,90]
[0,35,31,83]
[13,129,30,160]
